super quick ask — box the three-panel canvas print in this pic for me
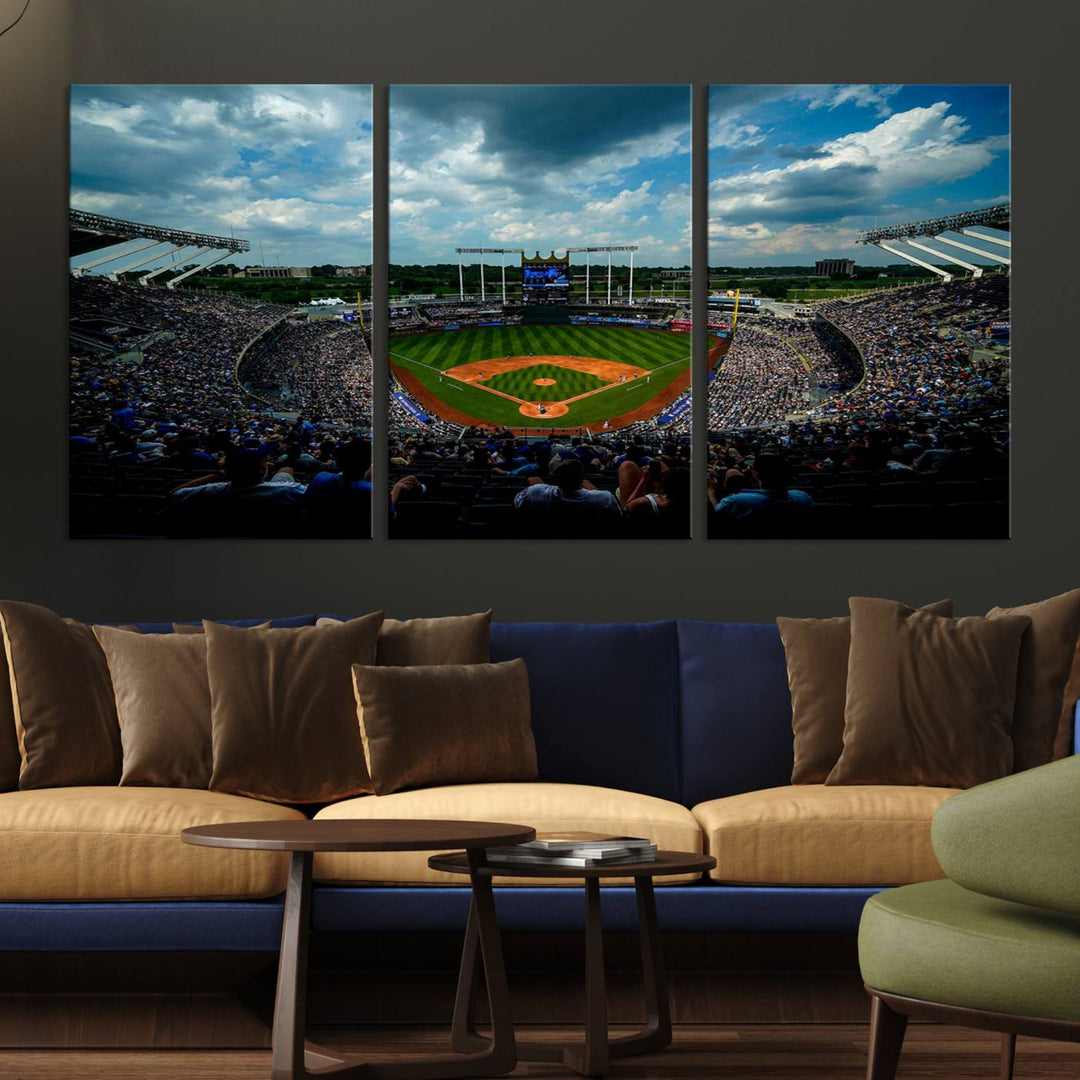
[68,84,1010,541]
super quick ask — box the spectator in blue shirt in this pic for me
[710,453,813,527]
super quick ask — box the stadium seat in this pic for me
[941,502,1009,539]
[110,494,169,537]
[437,484,479,506]
[464,503,518,538]
[69,493,109,537]
[390,500,462,539]
[874,481,929,505]
[982,475,1009,503]
[933,480,986,504]
[867,504,939,539]
[807,503,858,537]
[820,482,873,506]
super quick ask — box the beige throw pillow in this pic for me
[0,645,18,792]
[0,600,121,788]
[93,626,214,788]
[317,610,492,666]
[352,660,536,795]
[778,599,953,784]
[987,589,1080,772]
[828,597,1029,788]
[207,614,384,803]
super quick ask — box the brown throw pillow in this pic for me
[351,659,536,796]
[317,611,492,666]
[827,598,1030,788]
[173,621,271,634]
[207,613,384,803]
[778,599,954,784]
[0,646,19,792]
[0,600,121,788]
[987,589,1080,772]
[93,626,213,788]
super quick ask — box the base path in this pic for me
[519,402,569,419]
[449,354,645,384]
[392,353,690,435]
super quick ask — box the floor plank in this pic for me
[1,1024,1078,1079]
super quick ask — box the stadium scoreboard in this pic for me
[522,250,570,305]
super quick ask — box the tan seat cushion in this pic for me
[0,787,306,900]
[693,785,959,886]
[313,782,703,886]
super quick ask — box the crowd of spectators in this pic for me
[69,277,375,538]
[242,320,373,425]
[707,276,1010,537]
[387,430,691,538]
[707,324,813,428]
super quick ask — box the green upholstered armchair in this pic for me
[859,755,1080,1080]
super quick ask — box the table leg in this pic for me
[272,850,317,1080]
[272,849,515,1080]
[518,876,672,1076]
[449,898,487,1054]
[563,877,609,1078]
[609,875,671,1058]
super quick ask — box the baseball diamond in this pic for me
[389,324,690,431]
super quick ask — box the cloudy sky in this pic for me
[70,84,372,269]
[390,85,691,266]
[708,84,1010,266]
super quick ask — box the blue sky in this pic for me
[708,84,1010,266]
[390,85,691,266]
[70,85,372,269]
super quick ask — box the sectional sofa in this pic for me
[6,613,1049,959]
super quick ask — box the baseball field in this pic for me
[389,324,690,430]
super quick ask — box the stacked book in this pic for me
[484,832,657,868]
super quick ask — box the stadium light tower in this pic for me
[566,245,638,305]
[455,248,524,303]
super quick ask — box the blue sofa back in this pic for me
[490,620,681,802]
[122,615,797,808]
[677,621,795,806]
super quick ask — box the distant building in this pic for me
[815,259,856,278]
[660,269,691,280]
[335,266,369,278]
[238,266,312,279]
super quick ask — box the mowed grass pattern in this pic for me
[390,325,689,372]
[483,363,607,402]
[389,324,690,427]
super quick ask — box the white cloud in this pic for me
[71,84,373,266]
[710,102,1007,225]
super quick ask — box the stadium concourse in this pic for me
[70,276,375,539]
[708,275,1010,538]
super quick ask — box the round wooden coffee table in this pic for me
[429,849,715,1078]
[183,819,535,1080]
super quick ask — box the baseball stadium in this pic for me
[389,250,692,434]
[706,205,1011,541]
[387,247,696,539]
[68,210,376,540]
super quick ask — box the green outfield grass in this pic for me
[389,323,690,426]
[394,355,687,428]
[481,363,607,402]
[390,324,689,372]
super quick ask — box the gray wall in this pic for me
[0,0,1070,622]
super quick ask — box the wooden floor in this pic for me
[2,1024,1080,1079]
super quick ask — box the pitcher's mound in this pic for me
[534,377,557,386]
[519,402,569,419]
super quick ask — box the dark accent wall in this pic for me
[0,0,1069,622]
